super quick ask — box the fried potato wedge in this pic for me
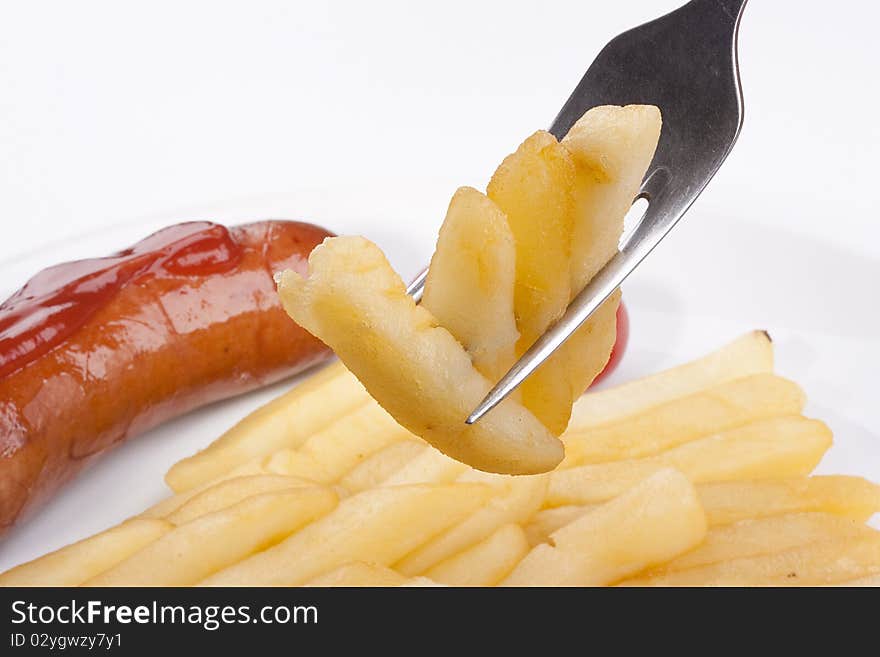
[569,330,774,430]
[519,105,661,432]
[697,476,880,526]
[85,487,338,586]
[487,131,578,432]
[562,104,662,292]
[277,236,562,474]
[562,373,806,465]
[503,469,706,586]
[487,131,575,352]
[395,473,548,575]
[425,524,530,586]
[547,416,831,506]
[200,483,493,586]
[0,518,171,587]
[166,361,369,492]
[422,187,519,382]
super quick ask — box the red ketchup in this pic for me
[0,222,242,380]
[592,301,629,386]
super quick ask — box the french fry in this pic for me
[831,575,880,587]
[0,519,171,587]
[547,416,831,506]
[562,105,663,292]
[425,524,529,586]
[503,469,706,586]
[624,534,880,586]
[422,187,519,382]
[259,402,415,483]
[155,394,400,516]
[641,513,874,575]
[522,105,662,432]
[523,505,593,547]
[166,361,370,492]
[339,440,424,494]
[304,562,437,587]
[562,374,806,465]
[141,461,279,519]
[200,483,493,586]
[381,445,467,486]
[487,130,579,434]
[487,131,575,359]
[698,476,880,526]
[85,487,338,586]
[396,474,548,576]
[165,474,313,525]
[538,477,880,536]
[569,330,774,430]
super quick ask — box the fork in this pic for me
[407,0,748,424]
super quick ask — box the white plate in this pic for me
[1,187,879,571]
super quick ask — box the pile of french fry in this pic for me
[3,331,879,587]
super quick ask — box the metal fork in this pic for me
[407,0,747,424]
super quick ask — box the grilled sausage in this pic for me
[0,220,332,533]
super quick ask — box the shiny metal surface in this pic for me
[406,267,428,302]
[466,0,747,424]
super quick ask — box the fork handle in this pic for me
[693,0,747,18]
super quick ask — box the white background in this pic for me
[0,1,878,568]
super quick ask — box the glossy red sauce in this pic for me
[0,222,242,380]
[592,301,629,386]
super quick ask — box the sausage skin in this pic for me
[0,220,332,534]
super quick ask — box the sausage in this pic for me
[0,220,332,534]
